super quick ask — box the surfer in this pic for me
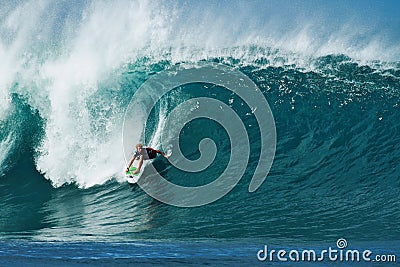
[126,143,169,174]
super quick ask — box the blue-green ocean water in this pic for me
[1,1,400,266]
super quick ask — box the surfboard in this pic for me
[126,165,140,184]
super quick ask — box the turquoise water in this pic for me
[1,1,399,265]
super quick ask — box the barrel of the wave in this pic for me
[122,62,276,207]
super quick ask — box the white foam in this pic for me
[32,1,169,187]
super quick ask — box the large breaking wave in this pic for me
[0,0,399,242]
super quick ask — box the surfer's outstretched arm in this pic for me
[153,149,169,158]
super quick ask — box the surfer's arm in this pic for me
[133,155,143,174]
[126,155,136,172]
[151,148,169,158]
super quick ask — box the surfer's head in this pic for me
[135,143,143,151]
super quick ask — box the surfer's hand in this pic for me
[133,169,139,174]
[125,168,129,172]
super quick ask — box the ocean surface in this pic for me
[1,0,399,266]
